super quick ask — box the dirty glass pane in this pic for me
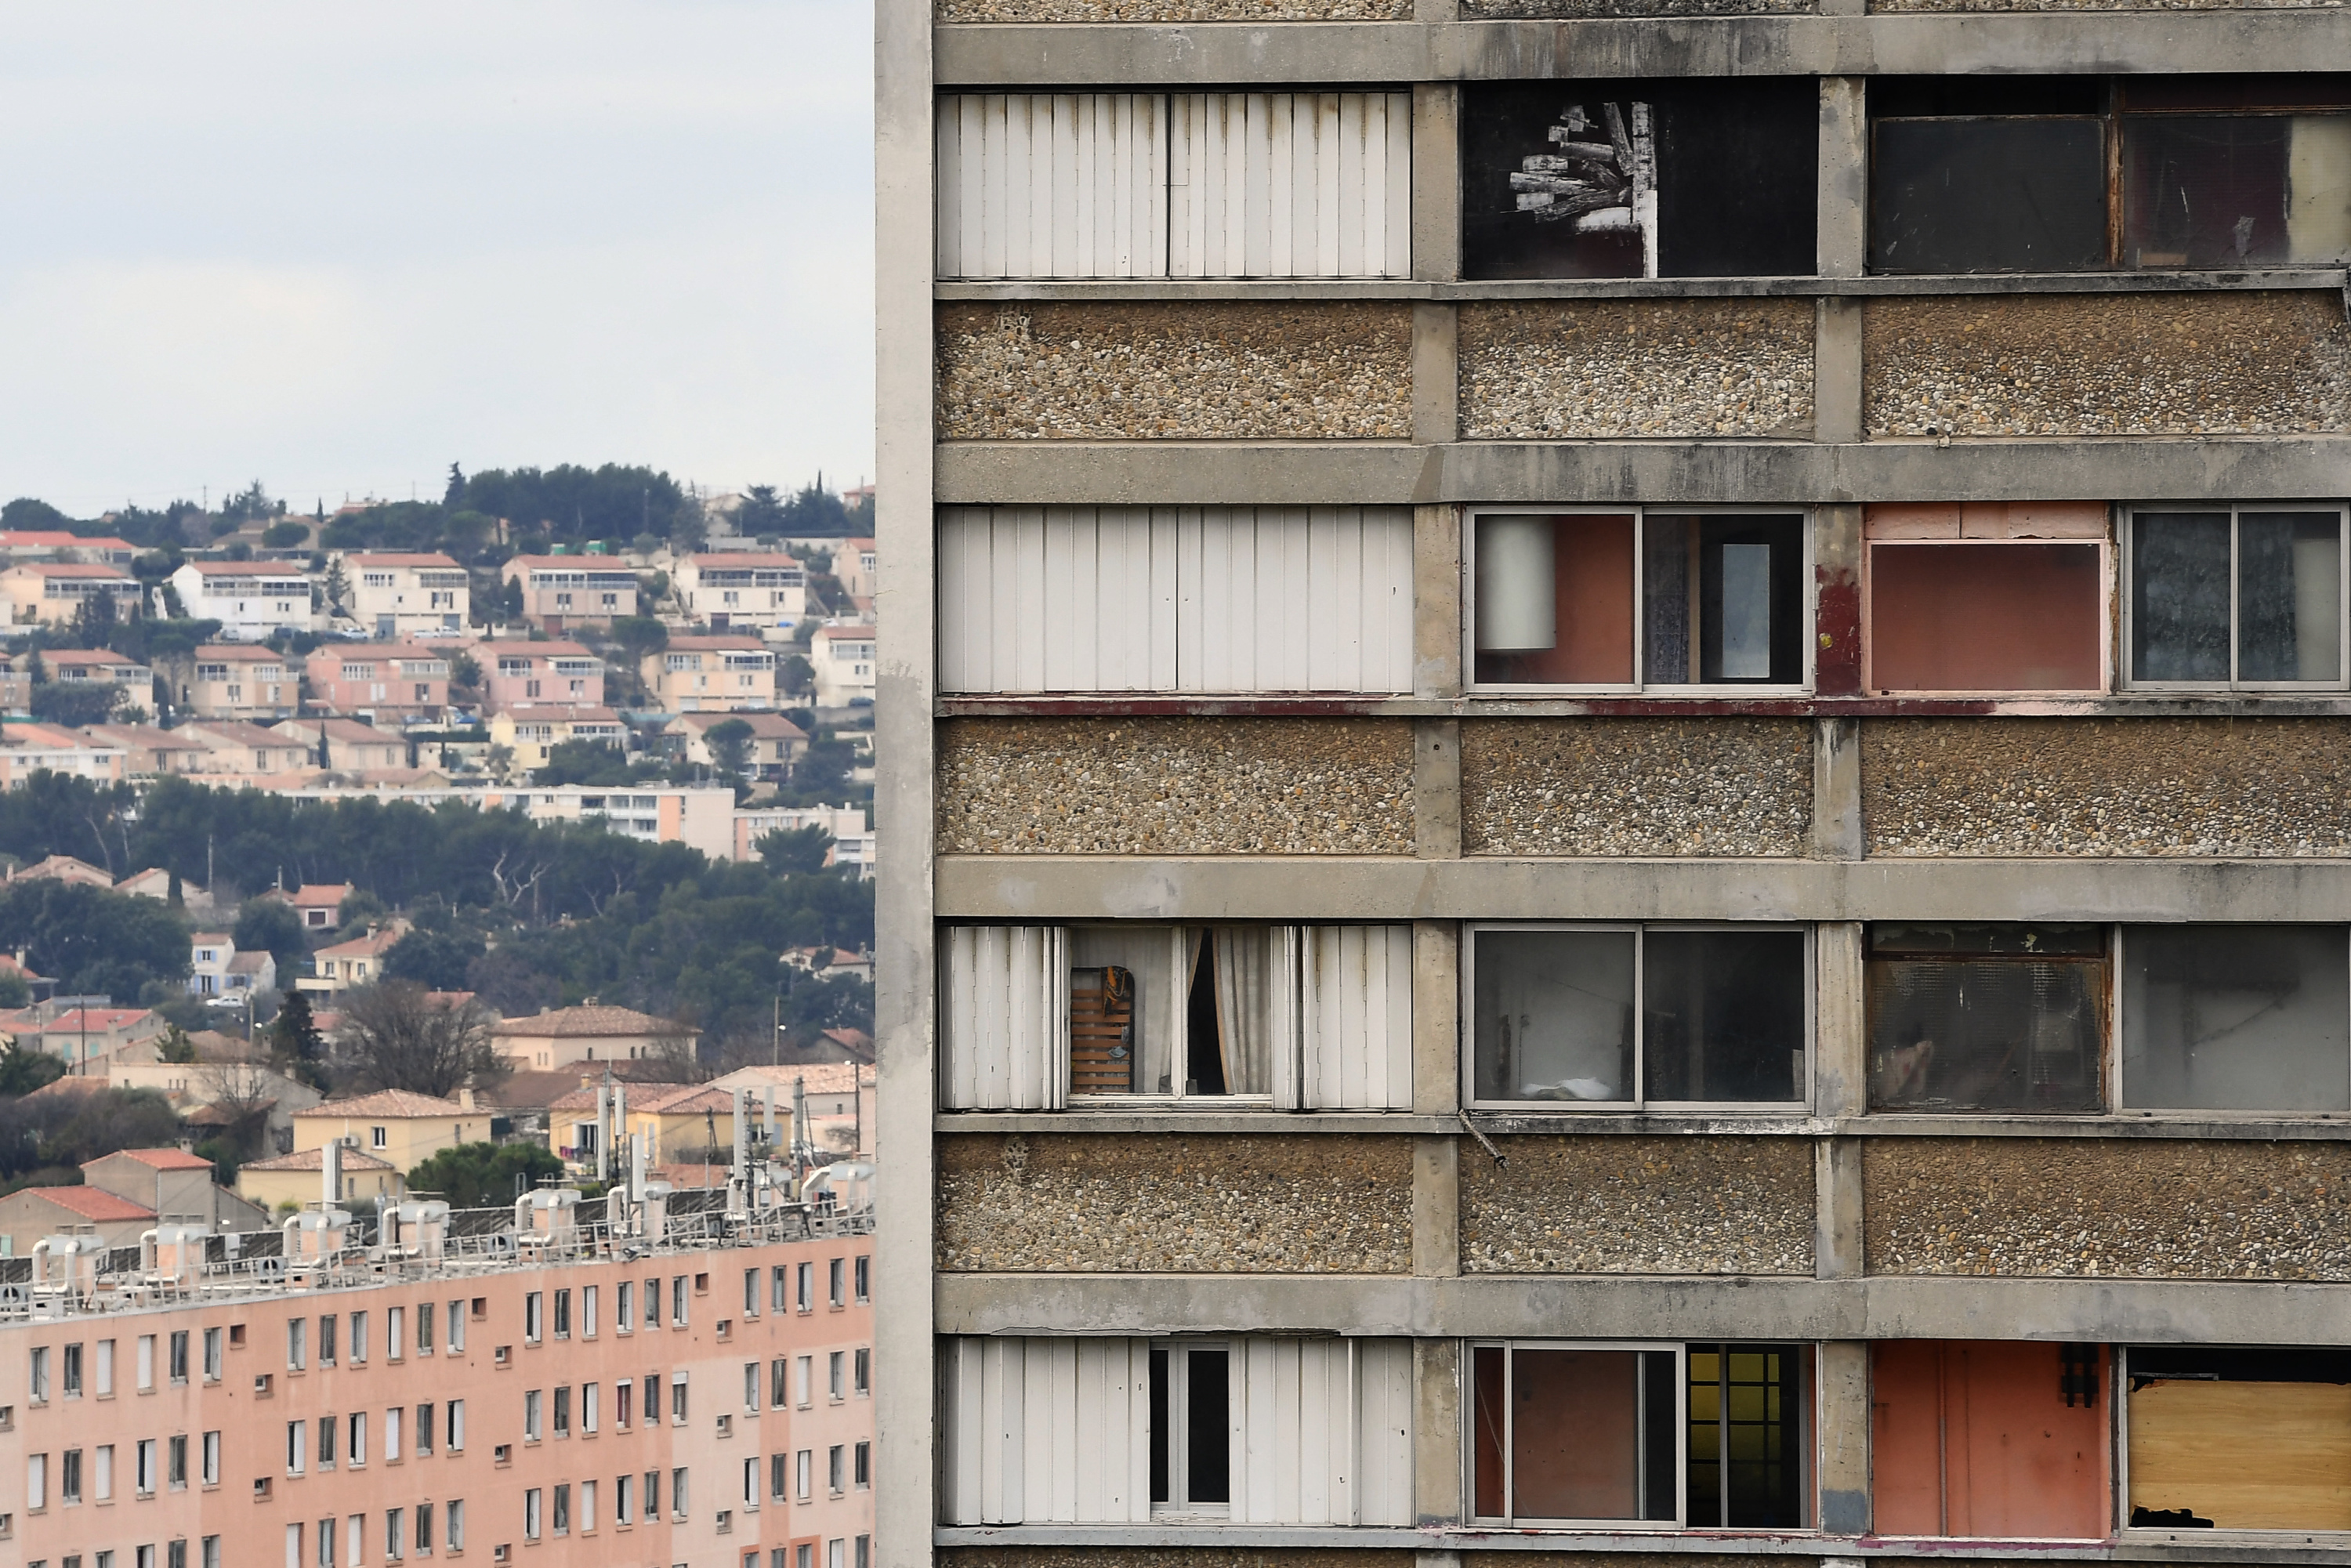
[1461,80,1817,280]
[1069,927,1174,1095]
[2121,925,2351,1110]
[1471,1345,1507,1519]
[1509,1349,1675,1521]
[2237,511,2342,683]
[1640,930,1807,1103]
[1871,118,2108,273]
[2132,512,2232,683]
[1471,929,1634,1103]
[1867,937,2106,1112]
[1641,515,1806,686]
[2124,114,2351,266]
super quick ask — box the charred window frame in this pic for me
[1067,923,1285,1104]
[2121,1345,2351,1534]
[2122,505,2349,692]
[1463,924,1813,1113]
[1861,505,2111,696]
[1871,75,2351,273]
[1461,79,1818,280]
[1465,508,1813,694]
[1469,1341,1684,1528]
[1865,924,2110,1115]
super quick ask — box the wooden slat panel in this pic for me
[2131,1379,2351,1530]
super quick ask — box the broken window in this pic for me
[1069,925,1281,1100]
[1469,510,1807,690]
[2127,505,2347,688]
[1872,75,2351,272]
[1461,80,1817,279]
[1866,924,2106,1114]
[1148,1343,1230,1515]
[2120,925,2351,1111]
[1864,504,2107,693]
[1874,1342,2110,1538]
[1467,925,1808,1110]
[2125,1346,2351,1530]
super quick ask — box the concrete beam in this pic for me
[936,436,2351,509]
[935,268,2351,302]
[936,853,2351,924]
[1411,302,1458,446]
[1809,717,1862,860]
[1813,299,1863,446]
[1414,1134,1461,1279]
[935,16,2351,86]
[936,1271,2351,1345]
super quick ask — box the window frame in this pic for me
[2114,1343,2351,1540]
[1065,922,1281,1107]
[1462,505,1817,697]
[2112,922,2351,1117]
[1862,526,2114,697]
[1465,1338,1690,1530]
[1864,922,2117,1117]
[1462,922,1815,1114]
[2120,503,2351,693]
[1149,1339,1233,1521]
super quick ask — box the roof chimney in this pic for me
[458,1086,476,1111]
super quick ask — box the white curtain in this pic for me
[1212,928,1277,1094]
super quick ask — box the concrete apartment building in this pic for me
[648,635,780,712]
[0,1175,875,1568]
[473,639,607,713]
[877,4,2351,1565]
[1,561,141,628]
[500,554,642,632]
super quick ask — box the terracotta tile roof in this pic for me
[491,1005,693,1041]
[293,1089,468,1119]
[545,1079,728,1115]
[241,1146,396,1173]
[712,1062,874,1096]
[25,1186,156,1222]
[288,884,353,908]
[98,1148,214,1171]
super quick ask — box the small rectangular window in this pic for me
[552,1483,571,1536]
[554,1386,571,1438]
[524,1391,542,1442]
[795,1263,813,1311]
[554,1290,571,1339]
[203,1330,222,1381]
[855,1442,871,1487]
[645,1278,661,1328]
[137,1334,155,1392]
[2121,925,2351,1111]
[828,1260,844,1309]
[1867,923,2107,1113]
[617,1473,635,1525]
[1469,510,1808,691]
[523,1489,541,1542]
[288,1320,306,1372]
[523,1295,542,1345]
[349,1314,368,1365]
[202,1432,220,1485]
[853,1256,869,1302]
[1469,1342,1681,1525]
[672,1466,689,1519]
[672,1276,688,1327]
[854,1348,870,1396]
[1148,1343,1232,1515]
[1468,924,1809,1109]
[449,1399,465,1452]
[671,1373,689,1425]
[2127,507,2346,689]
[415,1301,432,1354]
[317,1316,335,1367]
[617,1281,635,1334]
[2123,100,2351,269]
[580,1287,596,1338]
[744,1269,759,1316]
[828,1352,845,1400]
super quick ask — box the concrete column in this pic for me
[1816,297,1864,445]
[1414,1338,1464,1528]
[1815,1137,1864,1280]
[1812,716,1863,860]
[1412,919,1462,1116]
[1415,719,1462,860]
[1814,921,1867,1119]
[1817,78,1868,279]
[1412,302,1459,447]
[1414,1135,1460,1278]
[1817,1340,1872,1535]
[1413,502,1463,699]
[1814,501,1864,697]
[1411,82,1461,282]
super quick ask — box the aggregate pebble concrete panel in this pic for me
[1862,718,2351,858]
[940,0,1406,16]
[1877,0,2332,11]
[938,717,1416,856]
[1863,292,2351,438]
[1461,719,1813,857]
[1469,1557,1817,1568]
[1459,299,1817,440]
[1865,1139,2351,1280]
[938,302,1414,441]
[936,1133,1415,1273]
[1466,0,1805,13]
[951,1553,1413,1568]
[1460,1136,1816,1276]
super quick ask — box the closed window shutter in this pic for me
[1301,925,1414,1109]
[1233,1338,1414,1524]
[941,926,1067,1110]
[940,1338,1150,1526]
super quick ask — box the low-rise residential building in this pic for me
[177,720,317,777]
[304,640,451,719]
[667,708,808,779]
[168,559,317,639]
[292,1086,484,1169]
[259,881,353,932]
[234,784,739,860]
[78,722,212,776]
[10,853,114,887]
[678,550,807,633]
[645,633,776,712]
[732,804,871,870]
[473,639,605,713]
[709,1061,875,1157]
[337,550,469,636]
[165,643,295,720]
[38,646,153,696]
[0,725,128,784]
[810,624,875,707]
[0,1182,154,1254]
[0,560,141,627]
[298,925,404,995]
[486,704,625,773]
[545,1079,747,1168]
[189,934,276,997]
[22,1005,165,1070]
[81,1147,268,1234]
[236,1142,404,1210]
[835,536,876,599]
[273,716,410,773]
[499,553,640,631]
[0,528,137,567]
[491,1003,697,1072]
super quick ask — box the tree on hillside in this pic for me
[2,498,74,531]
[234,897,310,977]
[737,485,788,535]
[338,983,505,1098]
[0,879,189,996]
[779,476,853,536]
[268,990,328,1089]
[755,825,831,876]
[408,1139,563,1208]
[384,925,488,991]
[444,463,466,509]
[69,586,121,648]
[30,680,119,728]
[0,1045,64,1097]
[704,719,754,783]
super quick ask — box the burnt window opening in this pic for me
[1462,80,1817,280]
[2125,1346,2351,1533]
[1871,74,2351,273]
[1866,924,2107,1114]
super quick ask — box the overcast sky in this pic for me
[0,1,875,518]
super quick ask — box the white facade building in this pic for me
[811,624,877,707]
[337,552,469,638]
[169,560,317,640]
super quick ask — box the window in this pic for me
[1468,925,1809,1109]
[744,1457,760,1509]
[1864,504,2108,693]
[617,1473,635,1526]
[2126,506,2346,689]
[370,1127,386,1149]
[288,1320,307,1371]
[137,1334,155,1391]
[524,1390,543,1442]
[1149,1343,1230,1515]
[795,1264,813,1312]
[1461,79,1817,279]
[416,1403,433,1455]
[580,1287,596,1338]
[645,1277,661,1327]
[796,1450,813,1501]
[385,1406,403,1462]
[447,1300,465,1352]
[671,1373,689,1425]
[318,1316,335,1367]
[583,1382,600,1433]
[169,1434,187,1489]
[449,1399,465,1451]
[1871,76,2351,273]
[672,1466,689,1519]
[672,1276,688,1327]
[1876,1342,2105,1537]
[828,1446,846,1494]
[553,1483,571,1536]
[95,1341,114,1397]
[446,1500,464,1552]
[523,1489,541,1542]
[1068,925,1284,1098]
[415,1302,432,1354]
[524,1294,542,1345]
[828,1541,845,1568]
[31,1347,49,1403]
[64,1344,82,1398]
[616,1380,633,1429]
[828,1352,845,1400]
[770,1267,787,1314]
[350,1313,368,1365]
[554,1290,571,1339]
[137,1438,156,1495]
[770,1453,788,1502]
[319,1417,336,1468]
[349,1413,367,1467]
[855,1442,870,1487]
[853,1256,869,1302]
[796,1356,811,1408]
[555,1386,571,1438]
[1867,923,2106,1113]
[618,1281,635,1334]
[63,1448,82,1505]
[857,1535,870,1568]
[577,1479,594,1534]
[288,1421,306,1476]
[204,1330,222,1381]
[201,1432,220,1486]
[855,1349,871,1395]
[1469,1342,1679,1525]
[1469,510,1808,690]
[94,1444,112,1501]
[417,1501,433,1553]
[744,1363,761,1413]
[2121,925,2351,1110]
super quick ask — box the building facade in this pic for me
[648,636,779,713]
[338,552,469,639]
[877,7,2351,1567]
[500,555,642,632]
[303,643,451,720]
[169,560,317,641]
[679,552,810,636]
[165,645,295,721]
[473,640,607,715]
[2,562,141,628]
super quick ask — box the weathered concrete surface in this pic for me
[939,302,1414,440]
[1461,1136,1816,1275]
[1462,719,1813,857]
[1878,0,2335,10]
[1865,1139,2351,1280]
[1459,299,1815,439]
[1469,0,1805,13]
[937,1133,1415,1273]
[942,0,1405,15]
[1864,292,2351,438]
[938,717,1416,855]
[951,1554,1411,1568]
[1862,718,2351,857]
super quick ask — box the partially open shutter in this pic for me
[941,926,1067,1110]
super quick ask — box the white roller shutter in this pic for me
[941,926,1067,1110]
[937,506,1178,694]
[936,94,1170,280]
[1233,1338,1416,1524]
[1168,92,1413,279]
[1302,925,1415,1110]
[940,1338,1150,1525]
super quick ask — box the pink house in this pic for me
[471,639,606,714]
[304,642,451,719]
